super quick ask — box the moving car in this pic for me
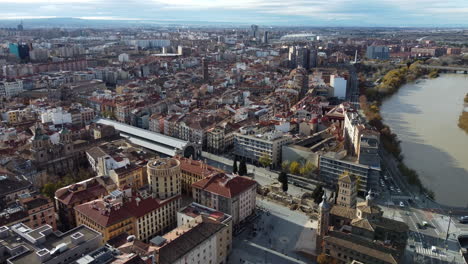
[459,216,468,224]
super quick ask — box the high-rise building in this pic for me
[366,46,390,60]
[147,158,182,199]
[251,24,259,38]
[309,49,318,68]
[202,57,209,82]
[330,74,347,99]
[263,31,269,44]
[297,47,310,69]
[17,21,23,31]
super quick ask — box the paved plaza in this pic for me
[228,198,315,264]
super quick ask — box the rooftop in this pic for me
[179,202,232,224]
[1,224,101,264]
[324,231,399,264]
[155,216,226,264]
[192,173,257,198]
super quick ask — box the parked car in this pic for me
[399,201,405,207]
[459,216,468,224]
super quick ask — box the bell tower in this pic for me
[316,193,330,254]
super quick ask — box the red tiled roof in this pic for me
[56,181,108,206]
[192,174,257,198]
[175,156,221,176]
[74,195,181,227]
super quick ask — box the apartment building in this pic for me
[0,80,23,98]
[175,156,221,195]
[108,163,146,190]
[152,215,232,264]
[55,177,109,230]
[319,152,380,195]
[0,194,56,231]
[192,173,257,225]
[0,223,102,264]
[234,128,292,168]
[75,189,181,243]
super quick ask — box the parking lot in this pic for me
[228,198,314,264]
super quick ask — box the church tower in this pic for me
[31,126,50,163]
[316,192,330,254]
[59,127,73,155]
[337,172,357,208]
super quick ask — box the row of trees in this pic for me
[458,94,468,134]
[232,157,248,176]
[281,160,316,177]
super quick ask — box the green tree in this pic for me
[259,153,272,168]
[278,171,288,192]
[42,183,58,199]
[238,159,247,176]
[232,157,238,174]
[281,160,291,172]
[299,161,315,177]
[289,161,301,175]
[312,185,325,204]
[282,179,288,192]
[278,171,287,183]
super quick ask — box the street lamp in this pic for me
[446,210,452,244]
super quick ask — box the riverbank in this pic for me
[459,94,468,134]
[361,62,435,199]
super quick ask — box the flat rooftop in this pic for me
[2,225,101,264]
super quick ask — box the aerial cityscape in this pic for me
[0,1,468,264]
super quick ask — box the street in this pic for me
[382,203,465,264]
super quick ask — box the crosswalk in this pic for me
[414,246,447,258]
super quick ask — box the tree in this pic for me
[299,161,315,177]
[289,161,301,175]
[232,157,238,174]
[278,171,287,183]
[281,160,290,172]
[238,159,247,176]
[259,153,272,168]
[42,183,58,199]
[312,185,325,204]
[317,253,337,264]
[278,171,288,193]
[282,179,288,192]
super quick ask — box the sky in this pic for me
[1,0,468,26]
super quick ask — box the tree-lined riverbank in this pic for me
[459,94,468,134]
[361,62,435,199]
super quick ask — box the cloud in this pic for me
[0,0,467,25]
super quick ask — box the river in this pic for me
[381,74,468,207]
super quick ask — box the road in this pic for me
[382,201,465,264]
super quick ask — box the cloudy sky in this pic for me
[1,0,468,26]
